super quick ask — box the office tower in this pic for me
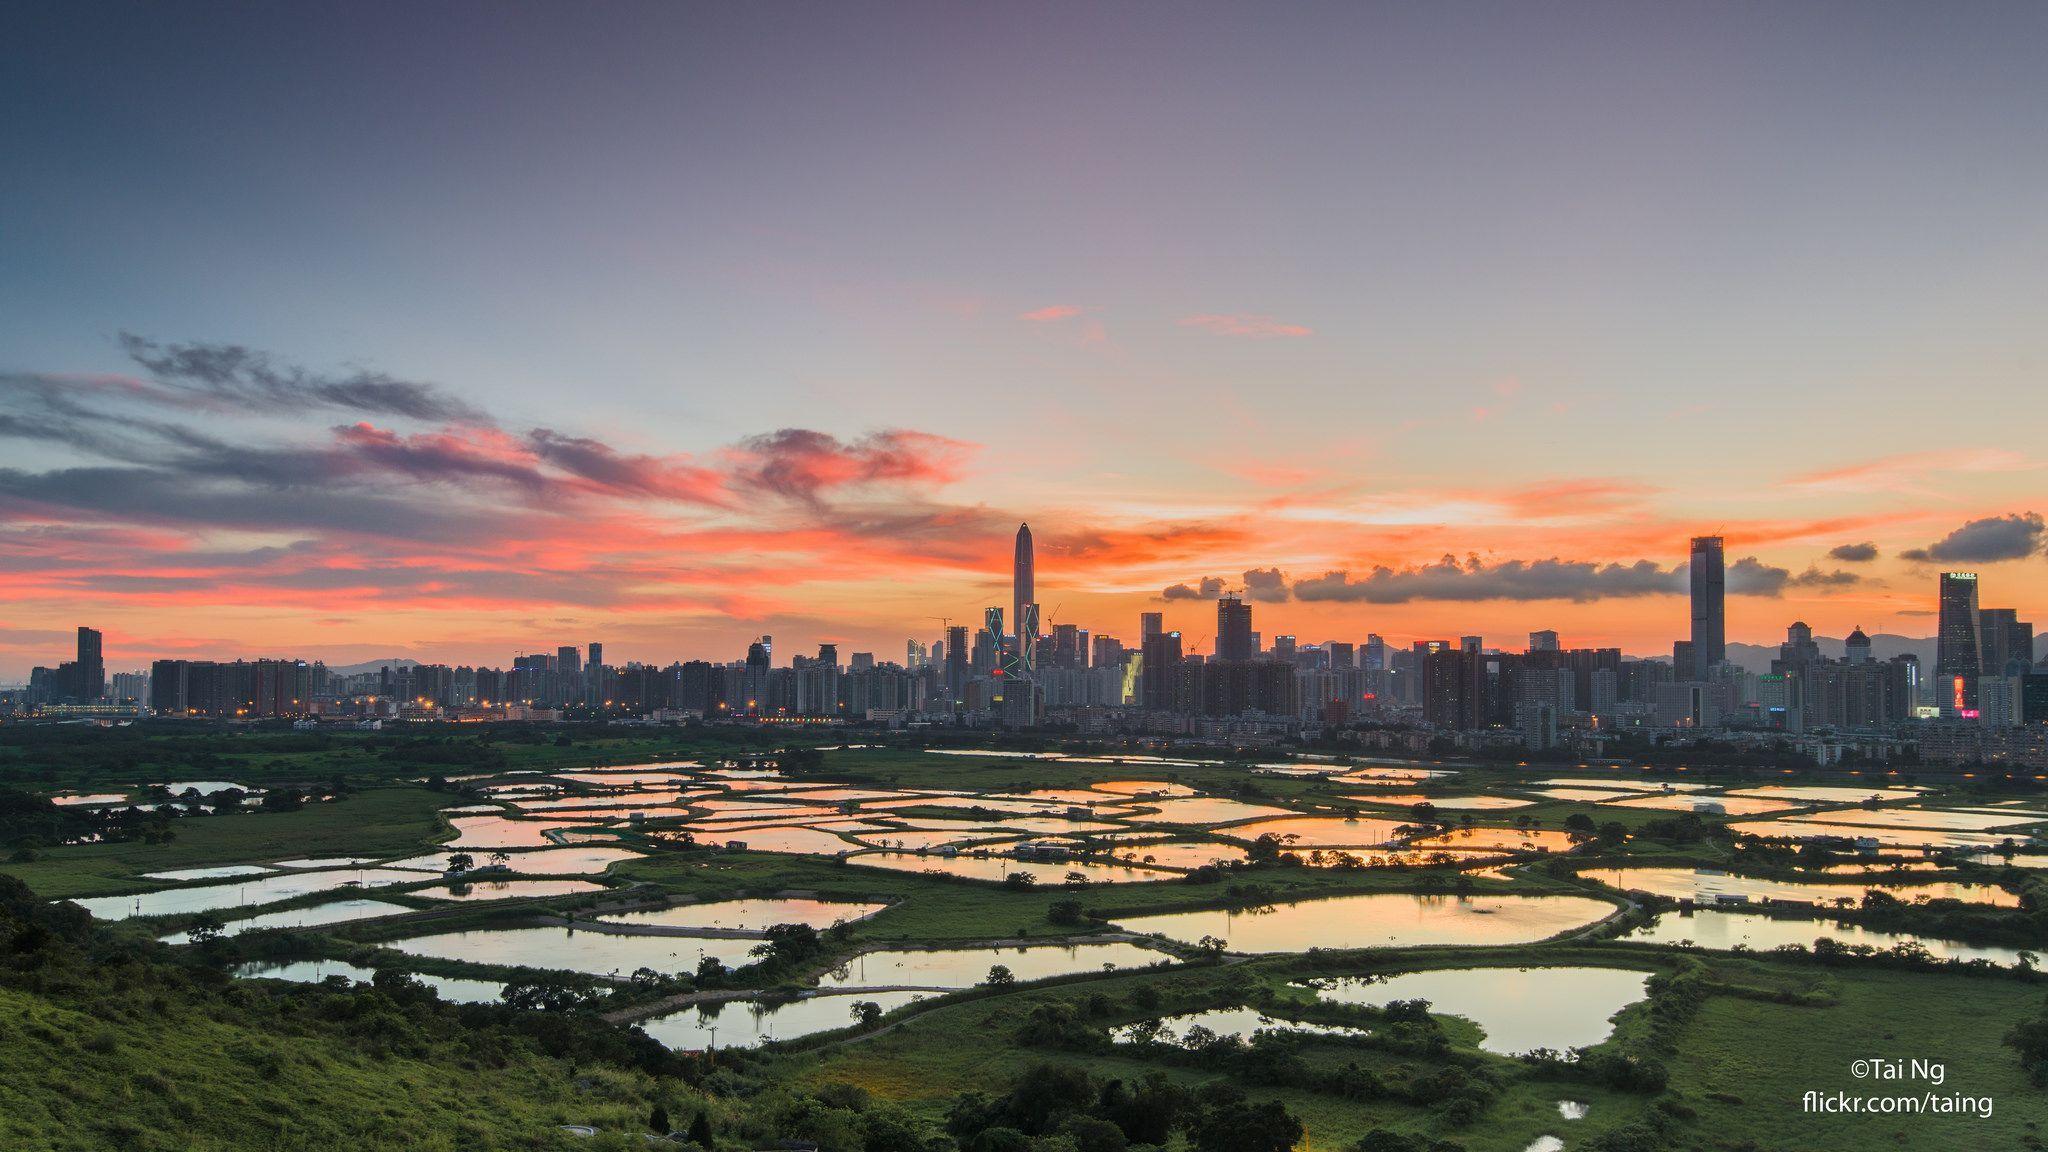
[1528,630,1559,653]
[1273,635,1297,662]
[1364,634,1387,672]
[1140,611,1163,643]
[817,643,839,668]
[1013,523,1034,642]
[1092,635,1126,668]
[1672,640,1696,682]
[1459,635,1482,654]
[76,626,105,701]
[1980,608,2033,676]
[1216,595,1254,661]
[1844,627,1871,665]
[1689,536,1725,677]
[1140,630,1182,709]
[1050,622,1086,668]
[946,625,969,704]
[744,638,772,711]
[1326,641,1355,670]
[1935,572,1982,713]
[587,643,602,672]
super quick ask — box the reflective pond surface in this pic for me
[386,926,765,976]
[1727,820,2018,849]
[159,898,413,942]
[382,847,643,875]
[1306,966,1650,1054]
[847,852,1177,885]
[416,879,608,901]
[1619,909,2027,966]
[1577,867,2020,907]
[816,941,1172,989]
[640,989,930,1049]
[76,867,430,920]
[1114,894,1616,952]
[1219,816,1410,847]
[142,865,273,881]
[598,898,888,932]
[236,959,507,1003]
[1111,1006,1368,1044]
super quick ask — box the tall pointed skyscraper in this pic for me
[1013,523,1035,641]
[1687,535,1725,679]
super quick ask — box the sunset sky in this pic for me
[3,2,2046,679]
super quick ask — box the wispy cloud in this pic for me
[1175,313,1312,339]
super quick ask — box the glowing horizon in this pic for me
[2,4,2045,678]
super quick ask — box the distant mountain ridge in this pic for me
[1724,633,1937,676]
[322,657,422,677]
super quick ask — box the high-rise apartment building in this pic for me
[1935,572,1982,714]
[1216,595,1254,662]
[1688,536,1725,678]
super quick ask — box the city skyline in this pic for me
[5,4,2048,678]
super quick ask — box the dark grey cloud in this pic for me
[1787,566,1863,588]
[1242,567,1291,603]
[1827,542,1879,563]
[1209,552,1857,606]
[0,467,511,544]
[1161,576,1228,601]
[1292,556,1677,604]
[119,334,489,423]
[1899,512,2045,564]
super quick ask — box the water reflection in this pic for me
[386,926,763,977]
[598,898,886,932]
[816,941,1171,989]
[1620,909,2026,966]
[1114,893,1615,952]
[1306,966,1649,1054]
[641,989,929,1050]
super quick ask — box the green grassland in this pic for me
[0,787,453,899]
[0,984,658,1152]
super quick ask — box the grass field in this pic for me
[0,788,453,899]
[0,982,665,1152]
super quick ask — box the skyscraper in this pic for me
[75,626,104,701]
[1936,572,1982,713]
[945,625,969,705]
[1688,536,1725,678]
[1012,522,1034,643]
[1216,595,1254,661]
[1528,629,1559,653]
[1140,612,1163,642]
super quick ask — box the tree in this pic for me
[488,850,511,868]
[696,955,729,986]
[1564,813,1596,835]
[852,1000,884,1028]
[751,922,824,965]
[446,852,475,873]
[184,911,226,946]
[1047,899,1087,926]
[1188,1099,1302,1152]
[688,1111,714,1149]
[649,1104,672,1135]
[984,964,1017,988]
[1004,871,1037,891]
[1063,871,1092,890]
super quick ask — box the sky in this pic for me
[2,1,2046,679]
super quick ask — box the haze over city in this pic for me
[4,2,2046,679]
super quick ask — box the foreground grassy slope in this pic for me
[0,984,658,1152]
